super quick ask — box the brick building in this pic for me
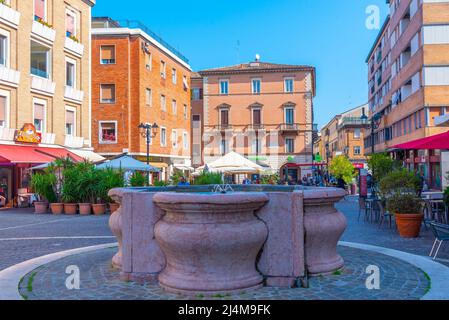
[91,18,192,181]
[191,58,316,182]
[366,0,449,189]
[0,0,96,203]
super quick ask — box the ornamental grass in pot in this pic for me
[386,193,424,238]
[30,173,55,214]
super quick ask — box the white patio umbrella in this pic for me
[207,152,264,173]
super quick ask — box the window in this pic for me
[171,130,178,148]
[100,46,115,64]
[65,109,75,136]
[146,88,152,106]
[99,121,117,144]
[184,104,188,120]
[192,88,201,100]
[100,84,116,103]
[0,34,8,67]
[252,79,261,94]
[172,68,177,84]
[220,109,229,127]
[172,99,177,115]
[0,93,8,128]
[284,78,294,93]
[160,61,166,78]
[160,127,167,146]
[160,95,166,111]
[145,52,152,70]
[219,80,229,95]
[285,138,295,153]
[34,0,46,21]
[66,9,76,38]
[354,128,361,139]
[285,107,294,125]
[252,108,261,126]
[183,131,188,149]
[66,59,75,87]
[31,41,51,79]
[220,138,229,155]
[354,146,361,155]
[33,101,45,132]
[251,137,262,154]
[183,75,189,90]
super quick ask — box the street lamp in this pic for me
[138,122,159,184]
[360,109,381,155]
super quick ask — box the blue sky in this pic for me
[92,0,388,129]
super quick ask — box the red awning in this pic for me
[0,145,83,164]
[392,131,449,150]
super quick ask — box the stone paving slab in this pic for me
[19,246,430,300]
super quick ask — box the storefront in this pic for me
[392,130,449,191]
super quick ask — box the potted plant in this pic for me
[92,168,124,215]
[77,163,96,215]
[386,193,424,238]
[30,173,55,214]
[46,158,74,215]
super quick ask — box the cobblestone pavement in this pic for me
[339,196,449,266]
[19,246,430,300]
[0,209,113,271]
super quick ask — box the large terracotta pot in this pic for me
[64,203,78,215]
[50,203,64,215]
[34,202,48,214]
[78,203,92,215]
[153,192,269,295]
[109,202,120,214]
[92,204,106,215]
[395,213,424,238]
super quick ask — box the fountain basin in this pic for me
[153,192,269,295]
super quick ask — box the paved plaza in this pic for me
[2,197,449,300]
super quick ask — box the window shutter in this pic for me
[66,110,75,124]
[0,96,6,122]
[101,85,114,101]
[34,0,45,19]
[101,46,115,60]
[66,13,75,34]
[34,103,45,120]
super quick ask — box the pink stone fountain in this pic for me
[108,185,347,294]
[152,192,269,295]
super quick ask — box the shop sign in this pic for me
[353,163,365,169]
[14,123,42,144]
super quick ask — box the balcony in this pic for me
[31,75,55,96]
[32,20,56,44]
[337,117,370,130]
[215,124,233,131]
[278,123,301,134]
[64,37,84,57]
[0,66,20,86]
[64,86,84,103]
[0,3,20,28]
[246,124,265,131]
[64,135,84,149]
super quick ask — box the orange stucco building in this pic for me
[191,59,316,182]
[91,18,192,181]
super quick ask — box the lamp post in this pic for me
[360,110,381,155]
[138,122,159,184]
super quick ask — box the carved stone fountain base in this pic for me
[153,192,269,295]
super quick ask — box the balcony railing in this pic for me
[214,124,233,131]
[338,117,370,130]
[247,124,265,131]
[278,123,301,132]
[32,20,56,43]
[0,3,20,28]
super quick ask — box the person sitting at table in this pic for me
[0,193,6,208]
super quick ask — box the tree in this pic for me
[367,153,401,184]
[329,155,355,184]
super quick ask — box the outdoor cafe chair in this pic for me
[429,222,449,260]
[377,200,394,229]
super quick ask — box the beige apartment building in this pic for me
[366,0,449,189]
[319,104,370,168]
[191,59,316,182]
[0,0,95,203]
